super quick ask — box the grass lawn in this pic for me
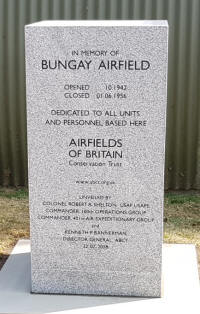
[0,188,199,276]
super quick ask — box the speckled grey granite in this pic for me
[25,20,168,297]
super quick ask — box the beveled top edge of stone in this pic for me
[25,20,168,28]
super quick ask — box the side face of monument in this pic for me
[25,20,168,297]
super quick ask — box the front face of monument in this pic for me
[25,21,168,297]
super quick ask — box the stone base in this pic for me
[0,240,199,314]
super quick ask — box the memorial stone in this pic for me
[25,20,168,297]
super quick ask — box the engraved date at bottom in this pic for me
[83,244,109,249]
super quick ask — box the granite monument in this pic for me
[25,20,168,296]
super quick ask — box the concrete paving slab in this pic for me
[0,240,199,314]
